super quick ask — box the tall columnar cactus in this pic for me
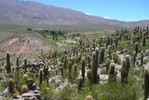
[91,51,98,83]
[95,48,99,82]
[110,36,113,46]
[95,47,99,67]
[135,42,138,55]
[125,55,130,72]
[108,45,112,59]
[112,52,116,63]
[108,63,116,82]
[64,55,67,68]
[142,69,149,100]
[71,56,75,65]
[68,61,72,79]
[79,39,82,48]
[16,56,19,70]
[115,38,118,49]
[60,63,64,78]
[72,46,76,56]
[6,51,11,73]
[142,36,146,46]
[81,56,86,82]
[87,69,92,89]
[43,66,48,78]
[77,76,83,91]
[39,69,43,84]
[24,58,27,73]
[140,52,144,65]
[99,47,105,64]
[8,79,14,94]
[85,95,93,100]
[112,44,115,51]
[74,63,77,74]
[121,59,127,83]
[106,58,110,72]
[133,51,136,66]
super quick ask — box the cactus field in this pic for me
[0,26,149,100]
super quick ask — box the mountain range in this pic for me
[0,0,149,29]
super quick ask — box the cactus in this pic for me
[71,56,75,65]
[133,52,136,66]
[112,44,115,51]
[16,56,19,70]
[68,61,72,79]
[81,56,86,82]
[106,58,110,72]
[142,36,146,46]
[95,48,99,83]
[110,36,113,45]
[6,51,11,73]
[99,47,105,64]
[60,63,64,78]
[39,69,43,84]
[77,76,83,91]
[108,45,112,59]
[85,95,93,100]
[142,69,149,100]
[135,42,138,55]
[72,46,76,56]
[8,79,14,94]
[95,47,99,67]
[23,74,28,81]
[112,52,116,63]
[22,85,29,93]
[140,52,144,65]
[91,51,98,83]
[87,69,92,82]
[64,55,67,68]
[121,55,130,83]
[125,55,130,72]
[24,58,27,73]
[43,66,48,78]
[87,69,92,89]
[121,59,127,83]
[115,38,118,49]
[74,63,77,74]
[108,63,116,82]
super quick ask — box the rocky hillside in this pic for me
[0,0,148,29]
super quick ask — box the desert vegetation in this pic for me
[0,26,149,100]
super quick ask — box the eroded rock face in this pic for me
[17,90,41,100]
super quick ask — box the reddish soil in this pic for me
[7,38,19,46]
[0,37,19,51]
[11,44,38,55]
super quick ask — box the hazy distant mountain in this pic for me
[0,0,148,29]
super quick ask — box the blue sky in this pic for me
[24,0,149,22]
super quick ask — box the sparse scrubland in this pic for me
[0,26,149,100]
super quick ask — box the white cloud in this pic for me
[104,17,111,19]
[84,12,91,16]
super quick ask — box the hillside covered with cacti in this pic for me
[0,26,149,100]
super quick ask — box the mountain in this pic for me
[0,0,148,29]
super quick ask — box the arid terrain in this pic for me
[0,0,149,100]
